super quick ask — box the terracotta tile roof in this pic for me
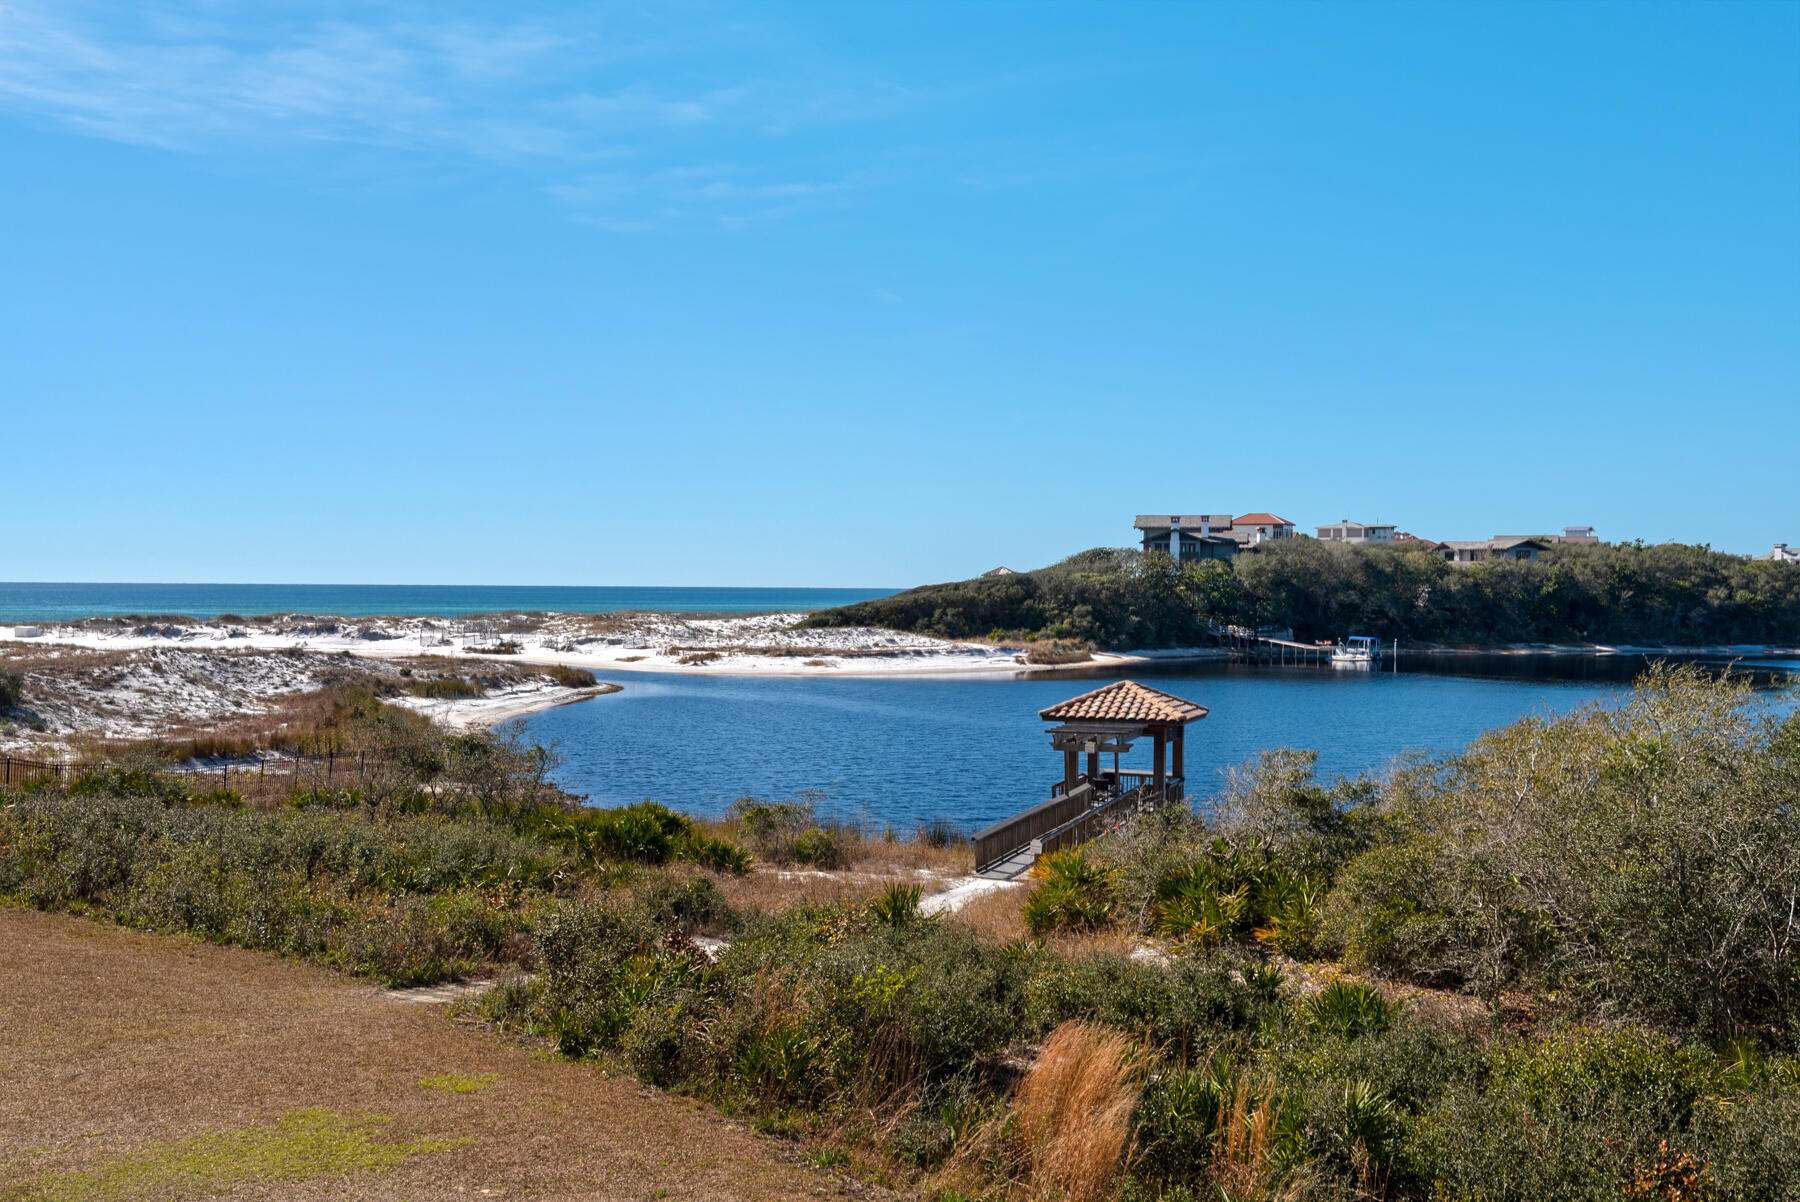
[1038,680,1208,726]
[1234,513,1293,526]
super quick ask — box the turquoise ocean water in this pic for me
[0,583,896,622]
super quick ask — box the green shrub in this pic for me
[1147,838,1323,954]
[0,668,23,710]
[623,991,706,1086]
[542,802,748,873]
[793,826,844,868]
[636,873,732,932]
[869,881,924,927]
[727,794,829,864]
[1306,981,1394,1040]
[1020,949,1267,1060]
[1022,848,1114,934]
[1323,668,1800,1032]
[1130,1060,1232,1185]
[534,899,663,1055]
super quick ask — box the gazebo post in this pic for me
[1086,742,1099,783]
[1153,728,1167,792]
[1063,748,1079,792]
[1172,726,1184,781]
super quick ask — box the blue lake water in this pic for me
[520,662,1680,832]
[0,582,896,622]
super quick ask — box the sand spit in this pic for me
[4,611,1200,679]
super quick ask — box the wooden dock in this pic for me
[1222,625,1335,667]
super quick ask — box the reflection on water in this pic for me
[517,658,1797,831]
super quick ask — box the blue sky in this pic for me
[3,1,1796,586]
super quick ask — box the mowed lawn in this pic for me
[0,908,840,1201]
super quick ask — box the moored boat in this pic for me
[1332,635,1381,667]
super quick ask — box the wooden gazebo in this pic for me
[1039,679,1208,799]
[972,679,1209,876]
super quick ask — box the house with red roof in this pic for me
[1230,513,1296,546]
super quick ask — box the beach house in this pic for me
[1756,543,1800,564]
[1440,536,1552,564]
[1315,520,1397,545]
[1134,515,1237,563]
[1230,513,1297,546]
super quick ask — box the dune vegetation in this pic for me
[2,667,1797,1199]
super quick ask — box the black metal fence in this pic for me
[1,749,399,793]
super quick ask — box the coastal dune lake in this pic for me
[520,662,1725,831]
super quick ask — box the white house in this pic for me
[1316,520,1396,545]
[1755,542,1800,564]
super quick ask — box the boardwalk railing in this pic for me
[973,781,1099,874]
[973,775,1185,874]
[1033,779,1182,862]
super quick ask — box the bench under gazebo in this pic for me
[973,680,1208,878]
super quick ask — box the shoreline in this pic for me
[401,682,622,731]
[6,614,1794,685]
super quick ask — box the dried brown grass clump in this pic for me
[1214,1076,1301,1202]
[1012,1022,1142,1202]
[541,664,599,688]
[1022,638,1094,666]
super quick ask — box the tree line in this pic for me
[802,540,1800,647]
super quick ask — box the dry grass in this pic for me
[0,907,838,1201]
[1011,1022,1142,1202]
[1214,1076,1303,1202]
[714,866,918,915]
[1022,639,1094,666]
[0,643,135,674]
[689,814,972,877]
[947,882,1030,942]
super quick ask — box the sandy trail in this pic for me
[0,907,845,1201]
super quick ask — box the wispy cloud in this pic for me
[0,1,902,227]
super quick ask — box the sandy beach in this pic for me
[0,612,1220,754]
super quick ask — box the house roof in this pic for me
[1234,513,1293,526]
[1134,514,1233,531]
[1443,537,1550,552]
[1038,680,1208,726]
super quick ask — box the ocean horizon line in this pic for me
[0,582,902,623]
